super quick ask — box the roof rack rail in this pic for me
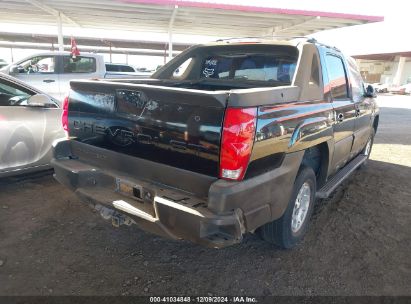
[214,36,342,52]
[314,41,341,52]
[215,35,317,43]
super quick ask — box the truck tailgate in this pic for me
[67,80,228,177]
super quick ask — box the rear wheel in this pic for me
[259,166,316,249]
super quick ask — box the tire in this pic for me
[259,166,316,249]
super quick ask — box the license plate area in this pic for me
[115,178,156,217]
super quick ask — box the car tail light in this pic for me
[219,107,257,181]
[62,95,69,137]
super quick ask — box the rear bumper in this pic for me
[53,157,244,248]
[52,140,302,248]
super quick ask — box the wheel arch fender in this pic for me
[300,140,333,188]
[288,116,334,152]
[372,114,380,133]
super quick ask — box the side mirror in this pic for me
[9,65,19,74]
[27,94,54,107]
[365,84,377,98]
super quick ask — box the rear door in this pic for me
[58,55,99,100]
[347,59,373,155]
[0,78,62,174]
[12,55,60,98]
[321,49,356,172]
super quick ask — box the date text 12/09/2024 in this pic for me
[149,297,258,303]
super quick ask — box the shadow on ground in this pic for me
[0,158,410,296]
[374,106,411,145]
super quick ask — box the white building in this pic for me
[353,52,411,85]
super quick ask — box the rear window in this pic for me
[63,56,96,73]
[154,44,299,87]
[106,64,135,72]
[200,52,297,83]
[0,80,31,106]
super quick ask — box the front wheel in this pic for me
[359,129,375,169]
[362,129,375,158]
[259,166,316,249]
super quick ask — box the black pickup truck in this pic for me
[52,38,379,249]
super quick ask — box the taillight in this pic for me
[62,96,69,137]
[219,107,257,181]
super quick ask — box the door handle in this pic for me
[43,79,55,83]
[337,113,344,122]
[355,108,361,116]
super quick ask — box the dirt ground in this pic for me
[0,95,410,296]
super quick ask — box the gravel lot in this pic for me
[0,95,410,296]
